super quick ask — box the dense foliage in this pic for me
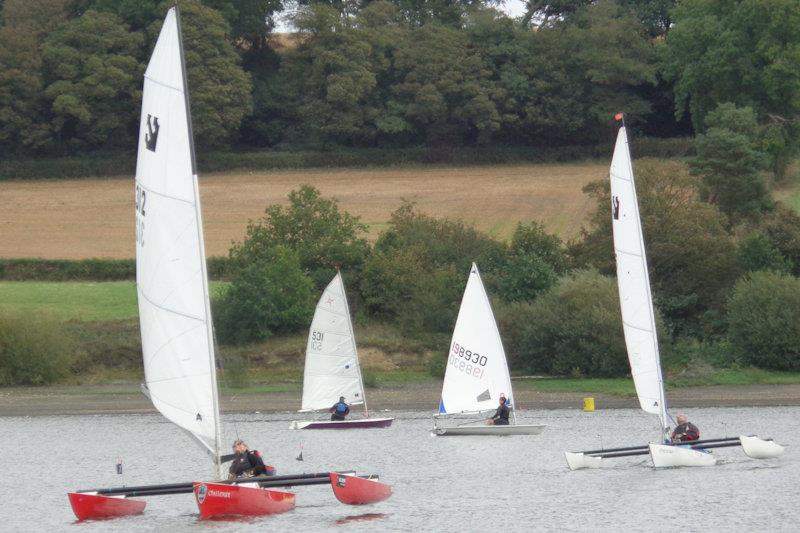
[0,311,75,384]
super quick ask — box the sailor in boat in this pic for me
[671,414,700,443]
[330,396,351,421]
[228,439,271,479]
[488,395,511,426]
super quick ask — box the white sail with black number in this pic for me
[300,272,366,412]
[438,263,514,415]
[609,124,669,433]
[134,7,221,462]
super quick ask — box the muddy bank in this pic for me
[2,382,800,417]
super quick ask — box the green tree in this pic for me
[517,270,630,376]
[737,232,793,274]
[758,206,800,277]
[664,0,800,177]
[0,0,70,154]
[689,103,772,222]
[497,222,565,302]
[149,0,252,148]
[214,245,315,344]
[231,185,370,289]
[41,10,143,151]
[570,159,738,335]
[727,271,800,371]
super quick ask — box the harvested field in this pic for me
[0,163,605,259]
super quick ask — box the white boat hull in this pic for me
[649,443,716,468]
[740,435,784,459]
[564,452,603,470]
[433,424,546,436]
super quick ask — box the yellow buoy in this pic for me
[583,397,595,412]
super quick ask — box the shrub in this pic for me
[517,270,631,377]
[214,245,315,344]
[727,271,800,371]
[0,311,75,385]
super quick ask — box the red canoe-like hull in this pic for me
[68,492,146,521]
[329,473,393,505]
[193,481,295,519]
[292,417,395,430]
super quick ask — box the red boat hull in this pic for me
[193,481,295,519]
[68,492,146,521]
[329,473,392,505]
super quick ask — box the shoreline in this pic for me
[2,382,800,417]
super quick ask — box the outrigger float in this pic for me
[68,6,393,520]
[68,472,392,521]
[564,115,784,470]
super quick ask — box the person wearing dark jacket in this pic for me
[228,439,267,479]
[489,396,510,425]
[671,414,700,443]
[330,396,350,421]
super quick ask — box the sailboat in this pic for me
[433,263,546,436]
[564,114,784,469]
[290,272,394,429]
[67,7,392,520]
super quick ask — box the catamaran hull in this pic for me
[290,417,394,430]
[330,473,392,505]
[433,424,546,436]
[564,452,604,470]
[68,492,146,520]
[740,435,784,459]
[193,482,295,519]
[649,443,716,468]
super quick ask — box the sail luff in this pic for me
[610,124,669,436]
[175,4,222,478]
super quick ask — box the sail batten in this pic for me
[609,125,669,433]
[439,264,514,415]
[135,7,221,473]
[300,272,366,412]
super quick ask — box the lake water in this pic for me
[1,406,796,532]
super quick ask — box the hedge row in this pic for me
[0,138,694,180]
[0,257,230,281]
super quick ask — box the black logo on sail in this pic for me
[145,115,160,152]
[612,196,620,220]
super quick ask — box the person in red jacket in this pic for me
[671,414,700,443]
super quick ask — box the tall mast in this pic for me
[175,4,223,479]
[340,269,369,417]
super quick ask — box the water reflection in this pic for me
[336,513,388,525]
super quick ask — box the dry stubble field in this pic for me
[0,163,605,259]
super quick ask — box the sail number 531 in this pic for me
[310,331,323,351]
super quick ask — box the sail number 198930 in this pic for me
[448,341,486,379]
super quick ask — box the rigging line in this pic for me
[143,74,184,95]
[135,181,195,208]
[137,285,206,323]
[621,321,655,334]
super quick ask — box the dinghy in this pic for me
[564,114,782,469]
[433,264,545,436]
[67,8,393,519]
[290,272,393,429]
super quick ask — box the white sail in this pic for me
[438,264,514,415]
[300,272,366,412]
[135,7,221,462]
[609,125,669,432]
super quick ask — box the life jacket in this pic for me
[335,402,348,414]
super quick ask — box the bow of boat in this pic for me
[68,492,146,521]
[329,473,392,505]
[193,481,295,519]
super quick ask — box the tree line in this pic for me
[1,0,798,168]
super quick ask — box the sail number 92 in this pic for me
[449,342,486,379]
[135,184,147,246]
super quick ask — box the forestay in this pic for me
[134,8,221,459]
[301,272,366,411]
[609,125,669,433]
[439,264,514,415]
